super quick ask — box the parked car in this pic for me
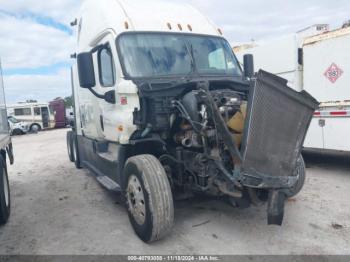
[8,116,29,135]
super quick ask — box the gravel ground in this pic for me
[0,129,349,255]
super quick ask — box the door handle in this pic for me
[100,115,104,131]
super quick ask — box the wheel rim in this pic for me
[3,168,9,207]
[127,175,146,225]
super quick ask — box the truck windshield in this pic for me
[117,33,242,79]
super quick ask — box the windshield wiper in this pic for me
[182,43,196,81]
[189,44,195,72]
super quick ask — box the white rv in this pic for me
[7,103,55,132]
[235,24,350,152]
[67,0,317,242]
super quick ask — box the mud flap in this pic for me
[267,190,286,225]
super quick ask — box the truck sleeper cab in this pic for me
[68,0,318,243]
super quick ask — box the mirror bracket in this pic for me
[88,88,115,104]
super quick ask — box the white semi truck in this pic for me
[235,24,350,152]
[0,60,14,225]
[67,0,318,242]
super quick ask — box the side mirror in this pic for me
[77,52,95,88]
[243,54,254,78]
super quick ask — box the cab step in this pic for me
[96,176,121,192]
[97,152,118,164]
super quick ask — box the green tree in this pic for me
[64,96,73,108]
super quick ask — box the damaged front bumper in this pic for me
[237,170,299,189]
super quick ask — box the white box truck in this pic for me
[67,0,318,242]
[0,60,15,225]
[235,24,350,152]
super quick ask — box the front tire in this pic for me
[124,155,174,243]
[0,156,10,225]
[285,155,306,198]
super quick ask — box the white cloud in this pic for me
[0,0,81,24]
[173,0,350,42]
[0,14,75,69]
[0,0,79,103]
[3,69,71,103]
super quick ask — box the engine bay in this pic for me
[132,80,250,199]
[131,72,318,225]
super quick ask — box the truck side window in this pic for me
[98,46,116,87]
[34,107,41,116]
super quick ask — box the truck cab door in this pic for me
[90,35,115,140]
[92,33,128,142]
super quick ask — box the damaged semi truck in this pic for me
[67,0,319,242]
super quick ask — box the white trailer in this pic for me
[235,25,350,152]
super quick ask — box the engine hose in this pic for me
[159,154,185,164]
[141,124,152,138]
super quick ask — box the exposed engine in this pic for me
[132,80,250,199]
[132,71,318,225]
[168,87,248,197]
[174,89,246,149]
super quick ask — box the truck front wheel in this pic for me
[0,156,10,225]
[124,155,174,243]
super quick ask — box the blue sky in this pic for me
[0,9,72,35]
[1,0,349,103]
